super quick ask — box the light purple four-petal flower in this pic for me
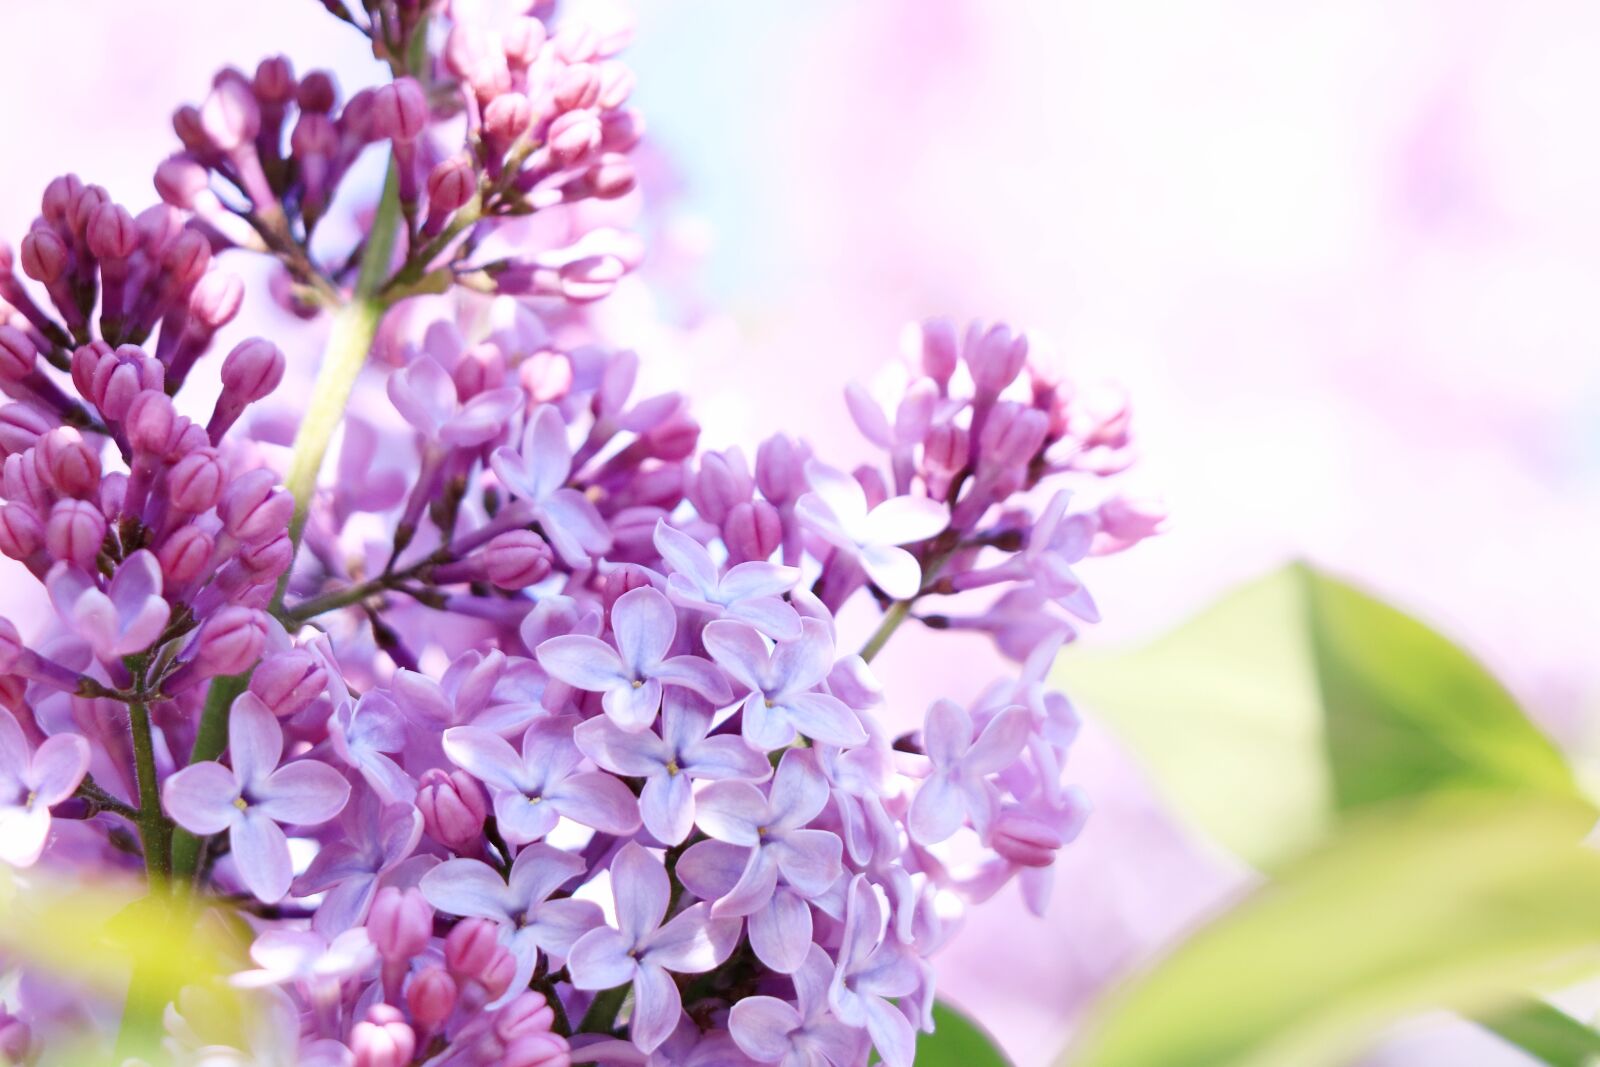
[46,549,171,662]
[729,944,867,1067]
[653,520,802,639]
[703,618,866,749]
[0,709,89,867]
[909,700,1031,845]
[794,461,948,600]
[490,402,612,566]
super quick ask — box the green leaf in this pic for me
[1064,796,1600,1067]
[1477,1000,1600,1067]
[1055,563,1581,867]
[918,1001,1013,1067]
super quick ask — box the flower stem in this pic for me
[127,700,170,885]
[859,600,911,664]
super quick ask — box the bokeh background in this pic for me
[4,2,1598,1063]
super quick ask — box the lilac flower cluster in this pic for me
[0,2,1161,1064]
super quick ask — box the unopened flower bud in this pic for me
[968,322,1029,393]
[0,503,44,561]
[297,71,339,114]
[426,156,476,216]
[371,78,428,143]
[87,203,139,261]
[444,917,507,987]
[504,1033,571,1067]
[219,468,292,545]
[0,405,52,457]
[755,433,806,504]
[483,529,553,589]
[553,63,601,112]
[157,525,214,586]
[41,175,83,229]
[238,532,292,576]
[691,451,752,525]
[249,649,328,718]
[978,401,1048,472]
[723,500,782,564]
[496,991,558,1044]
[19,229,67,284]
[193,606,267,675]
[168,448,227,513]
[126,391,178,457]
[46,499,106,570]
[367,886,433,963]
[924,423,970,474]
[37,428,100,498]
[351,1004,416,1067]
[406,966,458,1031]
[201,76,262,152]
[189,271,245,330]
[0,326,36,381]
[484,93,534,154]
[220,338,285,401]
[417,768,488,851]
[546,109,600,165]
[254,56,296,105]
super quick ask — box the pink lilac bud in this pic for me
[172,105,210,153]
[417,768,488,851]
[406,966,458,1031]
[189,271,244,330]
[86,203,138,261]
[193,606,267,675]
[220,339,285,401]
[201,76,261,152]
[351,1004,416,1067]
[426,156,476,222]
[137,204,186,257]
[484,94,534,155]
[41,175,82,229]
[238,533,292,576]
[18,229,67,284]
[724,500,782,563]
[46,499,106,570]
[504,1033,571,1067]
[600,110,644,154]
[371,78,428,143]
[0,326,36,380]
[37,429,100,498]
[503,16,548,66]
[254,56,296,106]
[968,322,1029,393]
[0,503,44,562]
[168,448,227,513]
[444,917,505,985]
[68,185,110,243]
[249,649,328,718]
[924,423,970,475]
[691,451,752,525]
[0,405,53,457]
[483,530,553,589]
[518,351,572,404]
[581,156,636,201]
[126,391,178,457]
[367,886,433,962]
[160,230,212,293]
[219,468,292,544]
[755,433,807,504]
[553,64,601,112]
[991,808,1067,868]
[979,402,1048,472]
[298,71,338,114]
[157,525,213,587]
[546,109,600,165]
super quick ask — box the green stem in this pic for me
[168,673,250,885]
[578,983,631,1035]
[857,542,963,663]
[127,700,170,885]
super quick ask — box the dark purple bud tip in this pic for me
[254,56,296,105]
[297,70,339,114]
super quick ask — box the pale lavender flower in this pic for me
[420,843,602,1006]
[441,718,640,843]
[1020,489,1100,622]
[575,691,769,845]
[537,586,732,732]
[828,876,921,1067]
[490,402,612,565]
[909,701,1031,845]
[387,355,524,449]
[652,520,802,639]
[0,709,89,867]
[294,790,424,936]
[794,462,947,599]
[163,693,351,902]
[45,549,171,661]
[328,690,417,805]
[730,945,867,1067]
[676,837,836,975]
[568,843,740,1053]
[694,750,842,921]
[231,928,377,991]
[702,619,866,749]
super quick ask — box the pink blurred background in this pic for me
[5,2,1598,1063]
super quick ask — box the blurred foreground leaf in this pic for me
[1064,796,1600,1067]
[1477,1000,1600,1067]
[1056,563,1580,867]
[917,1001,1013,1067]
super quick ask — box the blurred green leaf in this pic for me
[1064,796,1600,1067]
[917,1002,1013,1067]
[1478,1000,1600,1067]
[1056,563,1581,867]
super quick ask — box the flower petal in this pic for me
[442,726,527,792]
[548,772,641,835]
[535,635,629,693]
[748,891,812,974]
[610,841,669,944]
[965,706,1031,775]
[729,996,803,1062]
[693,781,766,846]
[162,761,241,835]
[28,732,89,806]
[420,857,514,921]
[612,586,677,673]
[628,961,683,1054]
[255,760,350,826]
[861,495,948,548]
[567,927,636,991]
[701,621,771,694]
[640,772,694,846]
[228,693,284,790]
[231,811,294,903]
[859,544,923,600]
[780,693,866,749]
[575,717,669,776]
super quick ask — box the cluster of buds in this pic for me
[0,2,1162,1065]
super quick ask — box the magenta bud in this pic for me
[249,649,328,718]
[291,110,339,159]
[968,322,1029,393]
[38,428,100,498]
[444,917,505,985]
[201,76,262,152]
[482,529,553,589]
[483,93,533,153]
[979,402,1049,471]
[137,204,186,258]
[367,886,433,963]
[172,105,209,153]
[991,808,1067,868]
[46,499,107,570]
[0,405,53,457]
[643,411,699,462]
[755,433,807,504]
[723,500,783,564]
[220,338,285,401]
[599,109,644,154]
[18,229,67,284]
[371,78,428,143]
[427,156,476,215]
[193,606,267,675]
[238,532,292,576]
[495,992,558,1044]
[254,56,296,105]
[219,468,292,545]
[161,229,212,292]
[126,391,178,457]
[923,423,969,474]
[189,271,245,329]
[0,326,36,381]
[504,1033,571,1067]
[503,18,547,69]
[168,448,226,513]
[583,156,635,201]
[351,1004,416,1067]
[0,503,44,561]
[41,174,83,229]
[87,203,139,261]
[553,63,601,112]
[406,966,458,1032]
[157,524,214,586]
[297,70,339,114]
[691,451,752,525]
[417,768,488,851]
[68,185,110,242]
[546,109,600,165]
